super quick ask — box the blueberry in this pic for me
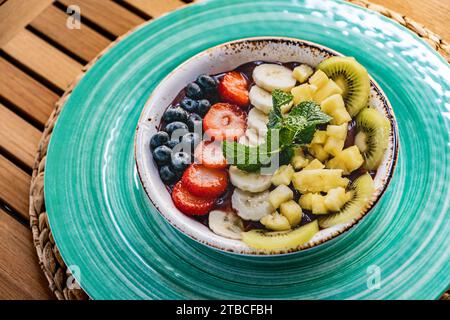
[159,165,177,184]
[180,98,198,112]
[164,121,189,138]
[180,132,201,153]
[150,131,169,150]
[165,139,179,149]
[187,113,202,132]
[162,106,187,123]
[196,74,217,93]
[171,152,191,172]
[197,99,211,116]
[186,82,203,99]
[152,145,172,165]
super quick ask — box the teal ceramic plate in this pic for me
[45,0,450,299]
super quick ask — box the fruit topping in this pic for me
[320,94,352,125]
[241,220,319,252]
[150,131,169,150]
[249,85,273,114]
[159,165,178,184]
[182,164,228,198]
[180,132,201,153]
[292,64,314,83]
[292,169,349,193]
[253,64,296,92]
[172,181,216,216]
[260,212,291,231]
[218,71,250,107]
[164,121,189,137]
[197,99,212,116]
[187,113,202,132]
[171,151,191,173]
[196,74,218,94]
[326,145,364,175]
[355,107,391,170]
[208,210,244,240]
[318,173,375,228]
[180,98,199,112]
[229,165,272,193]
[271,164,295,186]
[186,82,203,99]
[152,145,172,166]
[162,106,188,123]
[269,184,294,209]
[318,56,370,116]
[194,141,227,169]
[279,200,302,226]
[203,103,246,141]
[231,188,273,221]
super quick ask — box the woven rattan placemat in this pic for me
[29,0,450,300]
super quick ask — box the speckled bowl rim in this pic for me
[134,36,399,256]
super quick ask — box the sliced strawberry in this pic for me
[203,103,246,141]
[218,71,249,107]
[194,141,228,169]
[182,164,228,198]
[172,181,215,216]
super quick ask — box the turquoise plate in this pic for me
[45,0,450,299]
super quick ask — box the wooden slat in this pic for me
[0,155,31,220]
[0,104,41,169]
[0,58,57,126]
[2,29,83,91]
[0,208,53,299]
[58,0,145,37]
[0,0,54,48]
[124,0,185,17]
[371,0,450,41]
[30,5,111,62]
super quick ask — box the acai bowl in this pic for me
[135,37,398,255]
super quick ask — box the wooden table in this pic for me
[0,0,448,300]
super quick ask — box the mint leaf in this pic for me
[268,89,293,129]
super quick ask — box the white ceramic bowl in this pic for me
[135,37,398,255]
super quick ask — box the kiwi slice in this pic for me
[242,220,319,252]
[355,107,391,170]
[318,173,375,228]
[318,56,370,116]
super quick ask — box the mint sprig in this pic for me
[223,90,331,172]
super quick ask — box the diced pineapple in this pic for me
[309,144,329,162]
[304,159,325,170]
[327,146,364,175]
[280,200,302,226]
[260,212,291,231]
[269,185,294,209]
[332,108,352,126]
[311,194,328,214]
[291,147,309,170]
[309,70,329,89]
[324,187,349,212]
[311,130,328,145]
[271,164,295,186]
[292,64,314,83]
[292,169,350,193]
[299,193,314,210]
[324,136,345,157]
[291,84,315,105]
[320,94,351,125]
[326,123,348,140]
[314,80,344,103]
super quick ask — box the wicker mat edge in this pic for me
[28,0,450,300]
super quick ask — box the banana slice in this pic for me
[245,129,266,146]
[208,210,244,240]
[229,166,272,192]
[231,188,273,221]
[247,107,268,135]
[253,64,297,93]
[249,85,273,114]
